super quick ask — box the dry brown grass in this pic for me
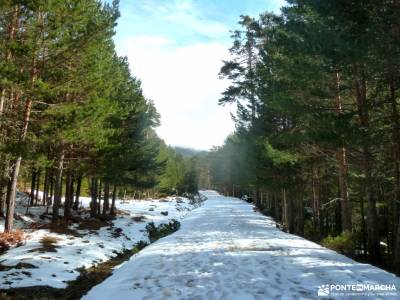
[41,235,60,245]
[0,230,25,252]
[77,218,108,231]
[40,235,60,252]
[28,235,61,253]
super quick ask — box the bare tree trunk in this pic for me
[97,180,102,215]
[42,168,48,206]
[64,171,72,220]
[337,147,351,231]
[283,188,289,231]
[252,188,258,207]
[354,66,380,263]
[73,174,82,210]
[0,175,6,217]
[46,174,53,214]
[274,192,280,221]
[4,7,40,230]
[5,91,34,231]
[52,148,65,223]
[5,157,21,231]
[102,182,110,215]
[312,166,321,239]
[35,168,41,205]
[296,187,304,236]
[335,71,351,232]
[90,178,98,217]
[110,185,117,216]
[30,169,36,206]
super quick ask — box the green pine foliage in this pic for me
[198,0,400,274]
[157,143,198,195]
[0,1,198,232]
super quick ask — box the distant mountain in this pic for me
[173,146,207,158]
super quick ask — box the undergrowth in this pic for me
[145,220,180,243]
[322,231,355,256]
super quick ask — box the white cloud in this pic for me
[133,0,230,38]
[117,36,235,150]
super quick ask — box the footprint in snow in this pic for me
[288,278,300,285]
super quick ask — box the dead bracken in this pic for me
[0,230,25,253]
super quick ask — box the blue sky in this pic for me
[112,0,285,150]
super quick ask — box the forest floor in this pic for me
[0,193,201,296]
[83,191,400,300]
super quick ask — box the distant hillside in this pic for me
[173,146,207,158]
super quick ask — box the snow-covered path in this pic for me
[84,191,400,299]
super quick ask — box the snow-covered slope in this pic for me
[83,191,399,300]
[0,196,197,289]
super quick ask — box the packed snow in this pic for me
[83,191,400,300]
[0,193,200,289]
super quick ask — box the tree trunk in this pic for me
[4,9,40,231]
[5,157,22,231]
[252,188,258,207]
[337,147,351,231]
[73,174,82,210]
[42,168,49,206]
[30,169,36,206]
[0,176,5,217]
[90,178,98,217]
[49,175,54,204]
[274,192,280,222]
[110,185,117,216]
[64,171,72,220]
[102,182,110,215]
[283,188,290,231]
[52,148,65,223]
[312,166,321,239]
[97,180,102,215]
[353,66,380,263]
[335,71,351,232]
[297,190,304,236]
[4,95,33,231]
[35,168,41,205]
